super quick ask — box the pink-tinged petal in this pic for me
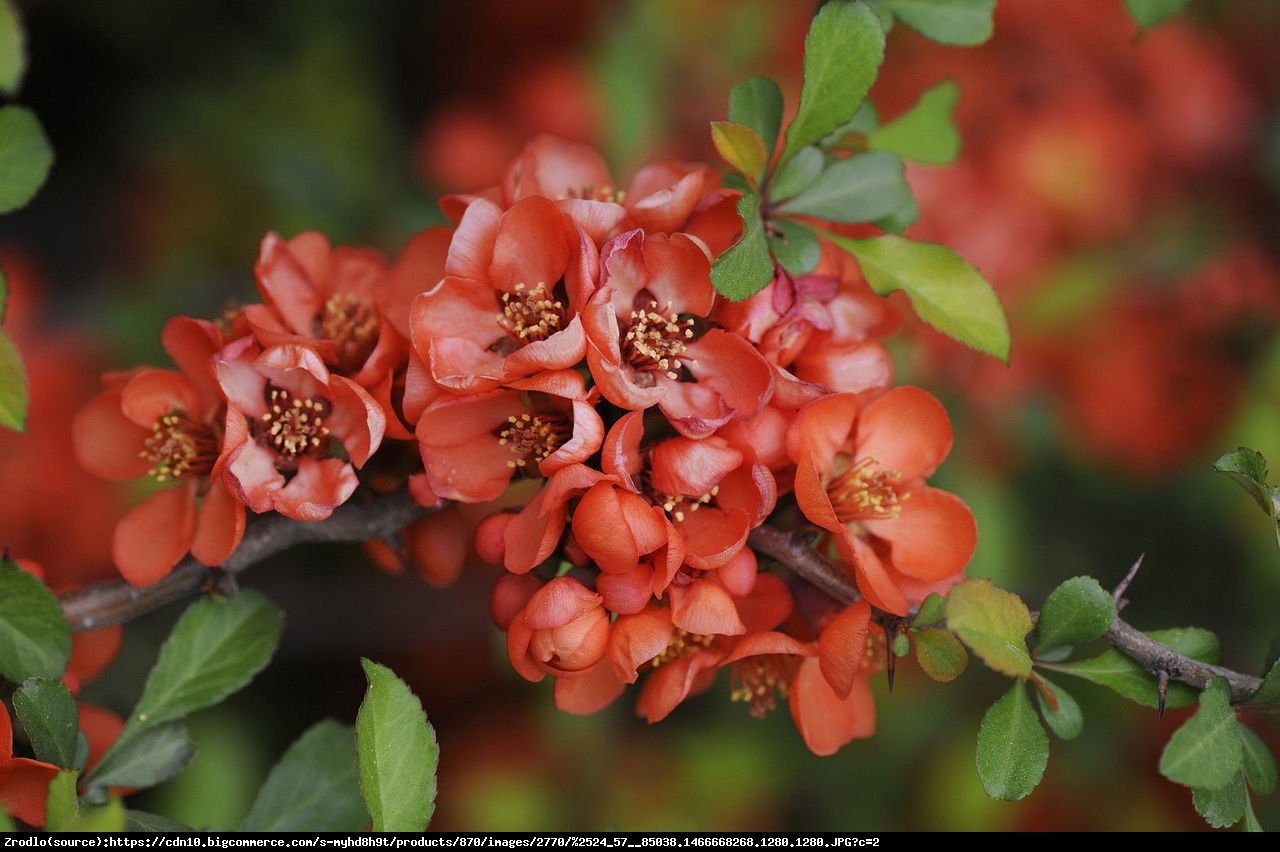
[864,486,977,581]
[411,277,504,353]
[225,440,285,514]
[120,370,204,429]
[161,316,224,416]
[790,657,875,756]
[601,410,645,492]
[601,231,714,316]
[474,511,512,564]
[556,199,625,246]
[444,198,502,281]
[794,340,893,397]
[215,337,268,417]
[255,343,331,393]
[688,330,774,418]
[609,607,672,682]
[378,227,452,337]
[505,615,545,683]
[636,648,723,723]
[72,390,151,481]
[491,572,541,630]
[572,484,666,574]
[505,135,613,203]
[542,398,603,476]
[190,477,245,567]
[787,393,859,478]
[326,376,385,468]
[506,367,589,400]
[490,197,572,293]
[351,321,406,390]
[586,336,664,411]
[530,607,609,674]
[0,756,60,827]
[680,507,750,571]
[772,364,828,409]
[539,463,615,516]
[658,376,732,439]
[554,658,627,715]
[717,547,758,599]
[286,231,335,288]
[501,316,588,381]
[818,601,871,699]
[668,579,745,636]
[428,337,504,392]
[722,631,812,664]
[273,458,358,521]
[112,484,197,587]
[794,454,843,534]
[364,371,413,442]
[255,232,325,336]
[418,393,521,503]
[524,576,602,630]
[401,350,447,427]
[596,564,655,615]
[626,169,708,234]
[652,516,686,596]
[735,572,794,633]
[563,225,601,315]
[684,188,744,257]
[329,246,385,303]
[504,490,566,574]
[855,386,954,480]
[716,461,777,527]
[649,435,742,498]
[839,534,909,617]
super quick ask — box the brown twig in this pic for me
[59,489,434,632]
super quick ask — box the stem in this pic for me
[59,489,434,632]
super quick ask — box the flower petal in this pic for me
[112,483,197,587]
[190,477,245,567]
[787,393,859,479]
[668,579,745,636]
[72,390,151,481]
[818,601,871,699]
[863,486,977,581]
[789,657,875,756]
[271,458,358,521]
[554,658,627,715]
[490,196,572,293]
[856,386,954,480]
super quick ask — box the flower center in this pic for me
[498,282,567,344]
[319,293,379,374]
[560,185,626,204]
[729,655,795,719]
[622,300,696,380]
[658,486,719,523]
[140,412,219,482]
[826,457,907,522]
[498,413,570,470]
[258,388,330,465]
[650,628,715,669]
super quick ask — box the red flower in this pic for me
[0,702,59,827]
[506,576,611,682]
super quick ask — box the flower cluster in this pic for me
[73,136,976,755]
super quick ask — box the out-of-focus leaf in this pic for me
[976,682,1048,801]
[13,678,78,768]
[1193,773,1246,829]
[943,579,1033,677]
[0,1,21,96]
[44,770,78,831]
[729,76,783,161]
[767,219,822,276]
[0,556,69,681]
[1240,724,1277,795]
[768,146,824,202]
[0,331,26,431]
[1036,576,1116,652]
[125,811,194,832]
[776,152,911,224]
[879,0,996,46]
[356,659,438,832]
[913,593,947,628]
[711,121,768,185]
[914,630,968,682]
[1160,678,1243,789]
[243,720,367,832]
[1248,659,1280,706]
[66,797,126,832]
[1032,674,1083,740]
[85,720,197,790]
[711,191,774,302]
[0,106,53,213]
[868,80,960,165]
[1045,627,1219,710]
[1243,793,1264,832]
[1125,0,1192,29]
[1214,448,1280,548]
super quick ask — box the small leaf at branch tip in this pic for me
[1159,677,1243,789]
[945,579,1033,678]
[710,121,769,185]
[880,0,996,46]
[710,190,773,302]
[1037,576,1116,653]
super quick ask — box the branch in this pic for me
[747,525,860,605]
[60,489,434,632]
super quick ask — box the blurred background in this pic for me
[2,0,1279,831]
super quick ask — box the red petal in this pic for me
[67,627,123,692]
[112,484,197,587]
[596,564,655,615]
[789,657,875,756]
[609,607,673,682]
[505,135,613,203]
[864,486,977,581]
[554,658,627,715]
[679,507,750,571]
[793,454,843,534]
[542,397,604,476]
[648,435,742,498]
[735,572,794,633]
[669,579,745,636]
[680,329,774,422]
[818,601,871,699]
[572,484,666,573]
[120,370,204,429]
[272,458,358,521]
[190,478,245,567]
[716,547,758,599]
[505,614,545,683]
[601,410,645,491]
[793,340,893,397]
[378,227,451,337]
[502,316,588,381]
[491,573,542,630]
[856,386,954,480]
[490,197,571,293]
[722,631,811,664]
[161,316,224,417]
[555,199,625,246]
[0,757,60,826]
[504,489,566,574]
[636,649,723,723]
[325,376,386,468]
[787,393,859,478]
[839,534,909,617]
[72,390,151,481]
[255,231,324,337]
[444,198,501,281]
[76,703,125,776]
[523,577,602,630]
[405,512,469,588]
[626,169,707,234]
[225,440,285,514]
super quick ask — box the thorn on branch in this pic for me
[885,624,897,694]
[1157,669,1169,717]
[211,569,239,599]
[1113,553,1145,610]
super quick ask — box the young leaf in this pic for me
[1248,659,1280,706]
[242,720,368,832]
[914,629,968,682]
[768,145,824,202]
[1032,674,1083,740]
[780,0,885,165]
[944,579,1033,678]
[1243,792,1264,832]
[729,76,783,161]
[0,0,23,96]
[711,121,768,185]
[892,631,911,658]
[356,659,438,832]
[1035,576,1116,652]
[1124,0,1192,29]
[776,152,911,224]
[0,331,27,431]
[912,592,947,628]
[65,797,126,832]
[826,232,1011,363]
[85,720,197,790]
[879,0,996,46]
[1214,448,1280,548]
[868,80,961,165]
[1192,773,1246,830]
[13,677,78,768]
[873,192,919,234]
[0,555,70,682]
[125,811,194,832]
[44,769,78,831]
[767,219,822,276]
[710,191,774,301]
[1159,678,1243,789]
[1239,724,1277,795]
[127,591,284,731]
[0,106,53,213]
[1044,626,1218,710]
[976,682,1049,801]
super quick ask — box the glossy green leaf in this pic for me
[1243,793,1264,832]
[1215,448,1280,548]
[0,106,53,213]
[913,592,947,628]
[1240,724,1277,795]
[767,219,821,276]
[711,121,768,184]
[1193,773,1246,829]
[827,232,1011,362]
[44,770,78,831]
[780,0,885,165]
[1248,659,1280,706]
[0,1,22,96]
[914,629,967,682]
[880,0,995,46]
[710,191,774,302]
[1032,674,1083,740]
[729,76,783,161]
[13,677,78,768]
[776,152,911,224]
[768,145,824,202]
[243,720,367,832]
[1160,678,1243,789]
[868,80,960,165]
[1044,627,1219,710]
[1125,0,1192,28]
[85,721,197,790]
[944,579,1032,678]
[976,682,1048,801]
[1036,576,1116,652]
[0,556,70,682]
[356,659,438,832]
[0,331,27,431]
[125,811,194,832]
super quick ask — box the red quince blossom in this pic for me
[506,576,611,682]
[215,338,384,520]
[0,702,60,827]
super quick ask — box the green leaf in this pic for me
[827,232,1011,362]
[0,556,70,682]
[975,682,1049,801]
[1124,0,1192,29]
[85,721,197,790]
[243,720,368,832]
[912,592,947,628]
[0,808,11,831]
[1032,674,1083,740]
[1193,773,1246,829]
[66,797,126,833]
[879,0,996,46]
[1044,627,1219,710]
[1036,576,1116,652]
[13,677,79,768]
[1243,793,1264,832]
[0,1,23,96]
[710,191,774,302]
[780,0,885,165]
[0,331,27,431]
[127,591,283,731]
[822,102,880,151]
[914,629,968,682]
[892,631,911,658]
[356,659,438,832]
[0,106,53,214]
[711,121,768,185]
[873,192,919,235]
[776,152,911,224]
[44,769,78,831]
[1214,448,1280,548]
[125,811,194,832]
[729,76,783,161]
[1160,678,1243,789]
[1240,724,1277,795]
[944,579,1033,678]
[1248,659,1280,706]
[767,219,821,276]
[868,80,961,165]
[768,145,824,202]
